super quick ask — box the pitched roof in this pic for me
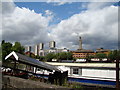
[5,51,61,72]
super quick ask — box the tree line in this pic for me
[1,40,25,61]
[1,40,120,63]
[35,52,73,62]
[86,50,120,63]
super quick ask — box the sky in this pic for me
[1,0,119,51]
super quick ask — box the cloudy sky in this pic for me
[1,0,119,50]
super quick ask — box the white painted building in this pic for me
[46,62,117,81]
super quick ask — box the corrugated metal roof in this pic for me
[5,51,61,72]
[46,62,116,68]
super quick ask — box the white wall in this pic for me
[82,68,116,79]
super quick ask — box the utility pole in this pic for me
[116,57,119,89]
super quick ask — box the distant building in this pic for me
[39,43,44,50]
[71,49,95,58]
[34,45,39,56]
[28,46,31,52]
[25,46,31,52]
[96,48,110,55]
[25,51,35,58]
[71,37,111,59]
[39,48,69,56]
[49,41,56,49]
[71,36,95,58]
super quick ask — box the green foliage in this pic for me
[45,52,73,62]
[1,40,25,62]
[35,55,40,59]
[67,52,73,60]
[59,52,73,60]
[39,56,45,62]
[95,53,107,62]
[45,53,55,62]
[1,40,12,60]
[72,85,83,89]
[59,52,68,60]
[108,50,120,62]
[12,42,25,54]
[88,55,95,59]
[35,55,45,62]
[96,53,107,59]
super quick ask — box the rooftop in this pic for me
[5,51,61,72]
[46,62,116,68]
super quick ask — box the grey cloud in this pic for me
[2,2,118,51]
[50,5,118,50]
[2,2,15,15]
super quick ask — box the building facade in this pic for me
[49,41,56,49]
[96,48,110,55]
[71,50,95,58]
[71,37,110,59]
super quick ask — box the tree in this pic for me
[108,50,120,62]
[67,52,73,60]
[1,40,13,67]
[58,52,73,60]
[35,55,40,59]
[108,51,114,62]
[54,53,60,62]
[95,53,107,62]
[39,56,45,62]
[59,52,67,60]
[86,53,91,63]
[1,40,12,60]
[12,42,25,54]
[45,53,55,62]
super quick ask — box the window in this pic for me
[79,68,82,75]
[40,52,43,56]
[73,68,79,74]
[72,68,82,75]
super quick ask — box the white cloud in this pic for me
[87,2,115,10]
[50,5,118,50]
[2,2,52,47]
[45,10,53,16]
[44,10,54,22]
[2,2,118,50]
[47,0,72,6]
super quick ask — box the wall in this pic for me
[2,75,67,89]
[82,68,116,79]
[55,65,116,80]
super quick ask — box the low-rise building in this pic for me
[71,49,95,59]
[96,48,110,55]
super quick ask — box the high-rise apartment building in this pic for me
[34,45,39,56]
[27,46,31,52]
[39,43,44,50]
[49,41,56,49]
